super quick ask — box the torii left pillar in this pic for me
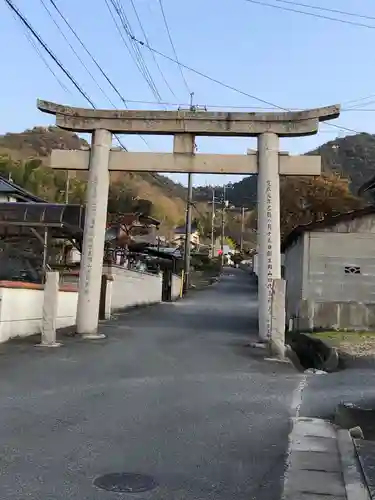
[77,129,111,338]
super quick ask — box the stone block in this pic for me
[284,470,346,496]
[288,450,341,472]
[270,279,286,358]
[291,435,338,453]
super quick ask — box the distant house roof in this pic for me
[358,175,375,196]
[108,213,160,228]
[174,221,198,234]
[0,176,45,203]
[281,205,375,252]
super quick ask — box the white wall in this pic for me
[110,267,163,311]
[109,266,182,310]
[172,274,182,299]
[0,269,183,343]
[0,287,78,343]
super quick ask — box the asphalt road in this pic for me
[0,269,302,500]
[300,366,375,421]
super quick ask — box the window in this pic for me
[344,266,361,275]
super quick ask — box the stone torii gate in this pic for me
[38,100,340,341]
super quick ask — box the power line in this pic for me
[157,0,191,95]
[19,18,73,97]
[4,0,95,106]
[113,0,163,102]
[5,0,131,151]
[270,0,375,22]
[47,0,130,107]
[39,0,118,108]
[106,0,164,104]
[132,35,285,109]
[242,0,375,30]
[128,0,178,100]
[105,0,156,96]
[342,95,375,109]
[46,0,151,150]
[83,96,375,113]
[130,35,362,135]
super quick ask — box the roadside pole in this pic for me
[210,187,215,258]
[183,172,193,294]
[182,92,197,293]
[240,206,245,252]
[220,204,225,267]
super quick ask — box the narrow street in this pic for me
[0,269,302,500]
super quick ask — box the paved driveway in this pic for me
[0,269,302,500]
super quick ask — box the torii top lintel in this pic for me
[37,99,340,138]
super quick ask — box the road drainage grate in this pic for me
[94,472,158,493]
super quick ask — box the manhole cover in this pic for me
[94,472,158,493]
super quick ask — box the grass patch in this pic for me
[312,331,375,344]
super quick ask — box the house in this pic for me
[0,176,44,203]
[173,220,200,248]
[358,175,375,199]
[282,206,375,331]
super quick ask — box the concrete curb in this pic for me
[282,417,370,499]
[337,429,371,500]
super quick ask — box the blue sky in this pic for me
[1,0,375,187]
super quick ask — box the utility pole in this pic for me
[240,206,245,252]
[183,170,193,294]
[220,183,232,266]
[210,187,215,258]
[220,204,225,266]
[182,92,195,294]
[65,171,70,204]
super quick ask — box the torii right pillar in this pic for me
[255,107,341,343]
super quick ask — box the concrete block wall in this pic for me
[294,299,375,331]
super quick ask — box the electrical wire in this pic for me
[20,19,73,97]
[130,35,362,135]
[5,0,129,151]
[81,96,375,113]
[242,0,375,30]
[6,2,212,211]
[132,35,285,109]
[47,0,130,107]
[8,0,364,197]
[157,0,191,95]
[106,0,164,104]
[114,0,162,101]
[128,0,178,100]
[39,0,118,108]
[46,0,152,150]
[4,0,95,106]
[270,0,375,22]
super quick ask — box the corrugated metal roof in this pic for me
[281,205,375,252]
[0,176,45,202]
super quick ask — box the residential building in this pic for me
[173,220,200,248]
[0,176,44,203]
[282,206,375,331]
